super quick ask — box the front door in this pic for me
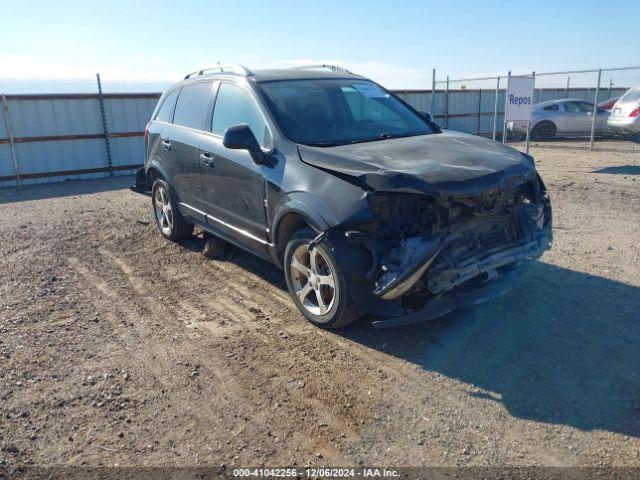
[563,100,596,135]
[199,82,271,247]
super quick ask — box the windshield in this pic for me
[258,79,436,147]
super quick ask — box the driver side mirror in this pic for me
[419,111,438,126]
[223,124,264,164]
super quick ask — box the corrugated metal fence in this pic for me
[0,93,159,188]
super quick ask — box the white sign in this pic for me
[504,76,535,121]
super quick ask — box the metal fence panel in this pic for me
[0,144,17,187]
[5,97,103,138]
[14,138,108,177]
[110,136,145,168]
[0,92,160,187]
[104,96,157,133]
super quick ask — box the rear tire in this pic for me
[531,121,556,141]
[151,179,193,241]
[283,228,359,329]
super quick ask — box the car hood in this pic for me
[297,130,538,197]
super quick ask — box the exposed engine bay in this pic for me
[313,171,552,326]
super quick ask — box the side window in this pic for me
[172,83,213,130]
[564,101,593,113]
[577,101,594,113]
[543,103,559,111]
[211,83,269,147]
[155,89,180,122]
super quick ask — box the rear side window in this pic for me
[543,103,559,111]
[155,89,179,122]
[211,83,269,147]
[173,83,213,130]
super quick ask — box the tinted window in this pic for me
[543,103,559,111]
[155,89,179,122]
[564,101,593,113]
[211,83,269,146]
[258,79,434,147]
[173,83,213,130]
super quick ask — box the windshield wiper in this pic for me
[305,141,345,147]
[307,132,427,147]
[346,132,421,145]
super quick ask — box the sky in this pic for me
[0,0,638,92]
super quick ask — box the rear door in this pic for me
[146,88,180,166]
[199,81,272,247]
[166,81,215,211]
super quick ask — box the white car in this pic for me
[607,87,640,134]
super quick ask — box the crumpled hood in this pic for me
[297,130,538,197]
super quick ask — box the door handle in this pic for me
[200,152,215,167]
[161,138,171,151]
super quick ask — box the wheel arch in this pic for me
[146,156,169,187]
[271,193,339,266]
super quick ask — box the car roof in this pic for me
[251,69,366,82]
[173,68,366,90]
[534,98,591,108]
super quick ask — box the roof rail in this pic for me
[292,64,355,75]
[184,64,252,80]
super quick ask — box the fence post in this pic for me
[1,94,22,187]
[96,73,113,176]
[430,68,436,115]
[502,71,511,144]
[492,76,500,141]
[444,75,449,128]
[476,88,482,136]
[589,69,602,151]
[525,71,535,154]
[565,76,570,97]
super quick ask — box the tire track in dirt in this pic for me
[67,253,259,420]
[84,246,364,462]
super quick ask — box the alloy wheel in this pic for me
[154,186,174,236]
[290,244,336,318]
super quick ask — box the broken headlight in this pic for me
[367,193,439,238]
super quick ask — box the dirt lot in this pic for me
[1,146,639,470]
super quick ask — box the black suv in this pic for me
[134,64,552,329]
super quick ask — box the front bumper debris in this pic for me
[371,269,522,328]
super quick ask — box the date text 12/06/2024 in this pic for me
[232,467,400,478]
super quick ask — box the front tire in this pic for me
[283,228,359,329]
[151,179,193,241]
[531,121,556,141]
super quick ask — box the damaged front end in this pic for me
[319,173,552,328]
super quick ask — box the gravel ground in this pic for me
[0,146,639,470]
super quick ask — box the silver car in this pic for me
[607,87,640,134]
[507,98,610,140]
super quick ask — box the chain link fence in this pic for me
[396,65,640,153]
